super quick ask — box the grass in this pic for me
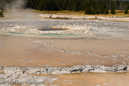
[35,10,85,15]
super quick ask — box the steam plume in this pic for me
[5,0,42,28]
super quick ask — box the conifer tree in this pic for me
[85,7,92,14]
[104,9,109,14]
[0,11,4,17]
[111,6,116,14]
[125,8,128,14]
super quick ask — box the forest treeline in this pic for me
[0,0,129,14]
[27,0,129,14]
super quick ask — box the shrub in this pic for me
[125,9,128,14]
[99,8,104,14]
[111,9,115,14]
[85,7,92,14]
[85,7,97,15]
[94,10,99,14]
[0,11,4,17]
[104,9,109,14]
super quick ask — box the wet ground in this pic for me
[0,34,129,67]
[53,72,129,86]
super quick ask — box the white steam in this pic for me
[5,0,25,11]
[5,0,43,28]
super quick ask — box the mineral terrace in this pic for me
[0,12,129,86]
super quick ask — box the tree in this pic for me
[125,8,128,14]
[111,5,115,14]
[104,9,109,14]
[38,0,44,11]
[0,11,4,17]
[85,7,92,14]
[99,4,105,14]
[94,9,99,14]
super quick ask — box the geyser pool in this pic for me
[39,27,68,31]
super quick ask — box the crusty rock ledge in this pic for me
[0,65,129,75]
[0,65,128,85]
